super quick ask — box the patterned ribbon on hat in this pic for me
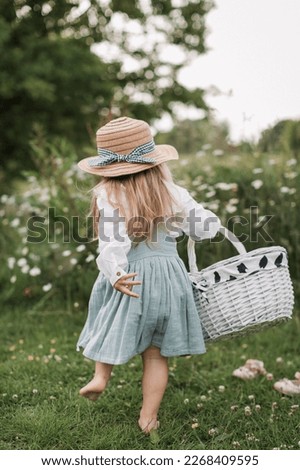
[88,140,156,167]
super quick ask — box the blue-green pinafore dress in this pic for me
[76,228,206,365]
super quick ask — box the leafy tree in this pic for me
[258,119,300,157]
[282,120,300,158]
[0,0,215,174]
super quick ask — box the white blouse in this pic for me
[95,181,221,286]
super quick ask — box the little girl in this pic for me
[76,116,221,434]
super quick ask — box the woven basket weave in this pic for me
[188,226,294,343]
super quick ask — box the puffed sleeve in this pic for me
[95,195,132,287]
[175,185,221,241]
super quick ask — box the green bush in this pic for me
[1,136,98,309]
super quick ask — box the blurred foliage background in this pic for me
[0,0,299,311]
[0,0,212,176]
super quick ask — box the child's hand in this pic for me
[113,272,142,298]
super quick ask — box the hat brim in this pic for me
[77,145,179,177]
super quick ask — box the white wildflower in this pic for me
[42,283,52,292]
[225,203,237,214]
[215,182,232,191]
[10,218,20,227]
[7,257,16,269]
[70,258,78,265]
[21,246,29,256]
[21,265,30,274]
[7,195,16,204]
[218,385,225,393]
[183,398,189,404]
[213,149,224,157]
[251,179,263,190]
[76,244,86,252]
[284,171,297,179]
[29,267,41,277]
[287,158,297,166]
[62,250,71,257]
[233,441,240,447]
[17,258,27,267]
[85,254,95,263]
[202,144,211,150]
[29,253,40,261]
[196,150,206,158]
[10,275,17,284]
[280,186,290,194]
[206,202,219,211]
[252,168,263,174]
[206,190,216,198]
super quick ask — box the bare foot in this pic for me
[79,376,107,401]
[138,416,160,434]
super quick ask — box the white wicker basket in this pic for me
[188,226,294,343]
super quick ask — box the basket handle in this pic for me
[188,225,247,274]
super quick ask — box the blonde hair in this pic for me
[89,163,178,243]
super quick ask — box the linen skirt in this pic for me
[76,231,206,365]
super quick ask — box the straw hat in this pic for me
[77,116,178,177]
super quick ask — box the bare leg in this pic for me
[79,361,114,401]
[138,345,169,433]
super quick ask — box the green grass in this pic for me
[1,304,300,450]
